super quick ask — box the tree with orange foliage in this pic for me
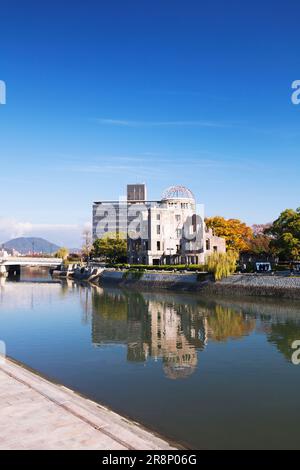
[205,216,253,252]
[246,234,271,255]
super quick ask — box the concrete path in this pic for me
[0,358,176,450]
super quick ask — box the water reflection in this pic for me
[2,276,300,448]
[2,275,300,375]
[208,296,300,363]
[207,305,255,342]
[85,286,300,374]
[87,287,257,378]
[91,289,205,378]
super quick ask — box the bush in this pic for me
[206,251,238,281]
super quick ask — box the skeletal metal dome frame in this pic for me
[161,185,195,201]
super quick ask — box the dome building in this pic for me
[161,185,196,203]
[126,184,226,265]
[93,183,226,265]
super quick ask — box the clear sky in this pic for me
[0,0,299,247]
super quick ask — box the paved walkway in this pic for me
[0,358,176,450]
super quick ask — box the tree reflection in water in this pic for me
[268,320,300,362]
[2,277,300,375]
[1,276,300,379]
[207,305,255,342]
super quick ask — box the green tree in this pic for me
[92,233,127,264]
[205,216,253,252]
[265,208,300,260]
[55,247,69,260]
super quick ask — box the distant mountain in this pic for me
[3,237,60,255]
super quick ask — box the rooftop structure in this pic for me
[161,185,195,201]
[127,183,147,202]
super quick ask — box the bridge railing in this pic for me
[0,257,63,265]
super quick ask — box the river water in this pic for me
[1,268,300,449]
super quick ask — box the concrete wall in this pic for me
[101,270,206,288]
[205,228,226,255]
[202,274,300,300]
[100,270,300,299]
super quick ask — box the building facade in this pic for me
[93,183,226,265]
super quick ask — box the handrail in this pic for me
[0,257,63,264]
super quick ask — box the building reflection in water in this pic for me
[89,287,256,379]
[145,301,207,379]
[1,276,300,377]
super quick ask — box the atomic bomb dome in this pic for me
[93,182,226,266]
[161,185,195,201]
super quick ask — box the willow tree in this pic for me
[206,251,238,281]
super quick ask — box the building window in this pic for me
[156,214,160,220]
[176,228,182,238]
[157,225,161,235]
[206,239,210,250]
[175,214,181,222]
[213,246,218,252]
[157,241,161,251]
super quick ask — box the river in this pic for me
[0,268,300,449]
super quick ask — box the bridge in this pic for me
[0,257,63,267]
[0,257,63,277]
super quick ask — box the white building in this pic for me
[93,184,226,265]
[127,185,225,265]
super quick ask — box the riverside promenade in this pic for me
[0,358,176,450]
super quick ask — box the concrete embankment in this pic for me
[100,269,211,290]
[202,274,300,300]
[0,357,177,450]
[100,270,300,299]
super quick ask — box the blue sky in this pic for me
[0,0,299,247]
